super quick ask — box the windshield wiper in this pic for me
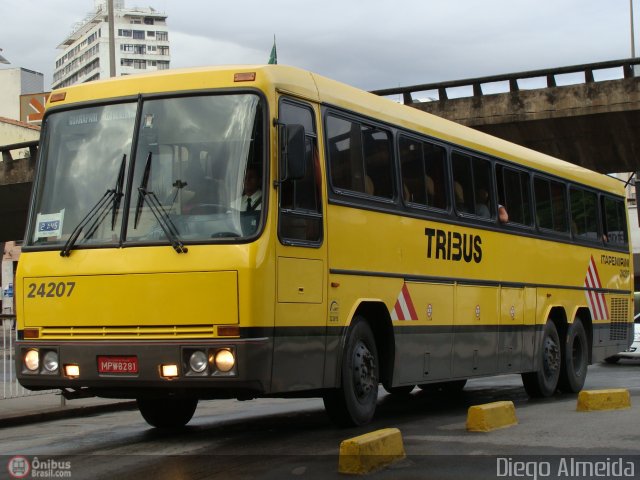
[134,152,187,254]
[60,154,127,257]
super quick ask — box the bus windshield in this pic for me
[28,93,264,250]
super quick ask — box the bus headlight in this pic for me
[214,349,235,372]
[24,349,40,372]
[189,350,208,373]
[43,351,59,373]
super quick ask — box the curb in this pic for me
[577,389,631,411]
[338,428,406,475]
[466,400,518,432]
[0,401,137,428]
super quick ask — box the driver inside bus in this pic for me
[234,165,262,211]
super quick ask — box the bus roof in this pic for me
[47,64,623,195]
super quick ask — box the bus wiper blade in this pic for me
[60,190,115,257]
[135,152,188,254]
[60,154,128,257]
[111,154,127,229]
[83,154,127,240]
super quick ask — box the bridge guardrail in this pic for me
[371,57,640,104]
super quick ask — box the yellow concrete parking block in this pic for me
[466,400,518,432]
[576,389,631,411]
[338,428,406,475]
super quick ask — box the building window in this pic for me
[144,17,154,25]
[121,58,134,67]
[147,30,155,37]
[133,60,146,69]
[158,46,169,55]
[156,31,168,41]
[118,29,132,37]
[130,17,142,24]
[132,30,145,40]
[157,61,170,70]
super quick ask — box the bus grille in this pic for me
[609,297,629,341]
[38,325,216,339]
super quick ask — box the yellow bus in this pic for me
[16,65,634,427]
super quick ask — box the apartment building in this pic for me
[52,0,170,89]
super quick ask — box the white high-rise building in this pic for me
[52,0,170,90]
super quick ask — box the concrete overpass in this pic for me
[372,57,640,175]
[0,141,37,242]
[2,58,640,243]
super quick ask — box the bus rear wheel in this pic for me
[137,397,198,428]
[558,319,588,393]
[323,318,379,426]
[521,321,561,397]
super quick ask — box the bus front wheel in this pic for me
[323,318,379,426]
[558,319,588,393]
[137,397,198,428]
[521,321,561,397]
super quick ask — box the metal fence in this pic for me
[1,316,56,399]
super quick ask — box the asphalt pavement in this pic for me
[0,391,136,428]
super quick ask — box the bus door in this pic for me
[272,98,327,392]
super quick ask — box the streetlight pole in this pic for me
[108,0,116,77]
[631,0,636,58]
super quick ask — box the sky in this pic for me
[0,0,637,92]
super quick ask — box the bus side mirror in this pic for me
[281,124,306,181]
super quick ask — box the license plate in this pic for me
[98,356,138,374]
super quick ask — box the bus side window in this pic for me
[400,136,447,210]
[452,151,493,218]
[326,114,393,200]
[570,187,599,241]
[534,177,568,233]
[498,165,532,226]
[602,196,628,245]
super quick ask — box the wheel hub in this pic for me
[353,341,376,399]
[543,336,560,375]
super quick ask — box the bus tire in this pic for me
[137,397,198,428]
[323,318,379,426]
[558,319,588,393]
[521,321,561,397]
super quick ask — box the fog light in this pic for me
[64,364,80,378]
[24,349,39,371]
[214,349,235,372]
[189,351,208,373]
[43,351,59,373]
[161,364,178,378]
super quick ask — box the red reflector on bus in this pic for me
[24,328,40,339]
[218,326,240,337]
[49,92,67,102]
[234,72,256,82]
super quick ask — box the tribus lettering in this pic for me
[425,227,482,263]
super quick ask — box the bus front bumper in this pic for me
[14,337,272,399]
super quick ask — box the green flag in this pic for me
[268,36,277,65]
